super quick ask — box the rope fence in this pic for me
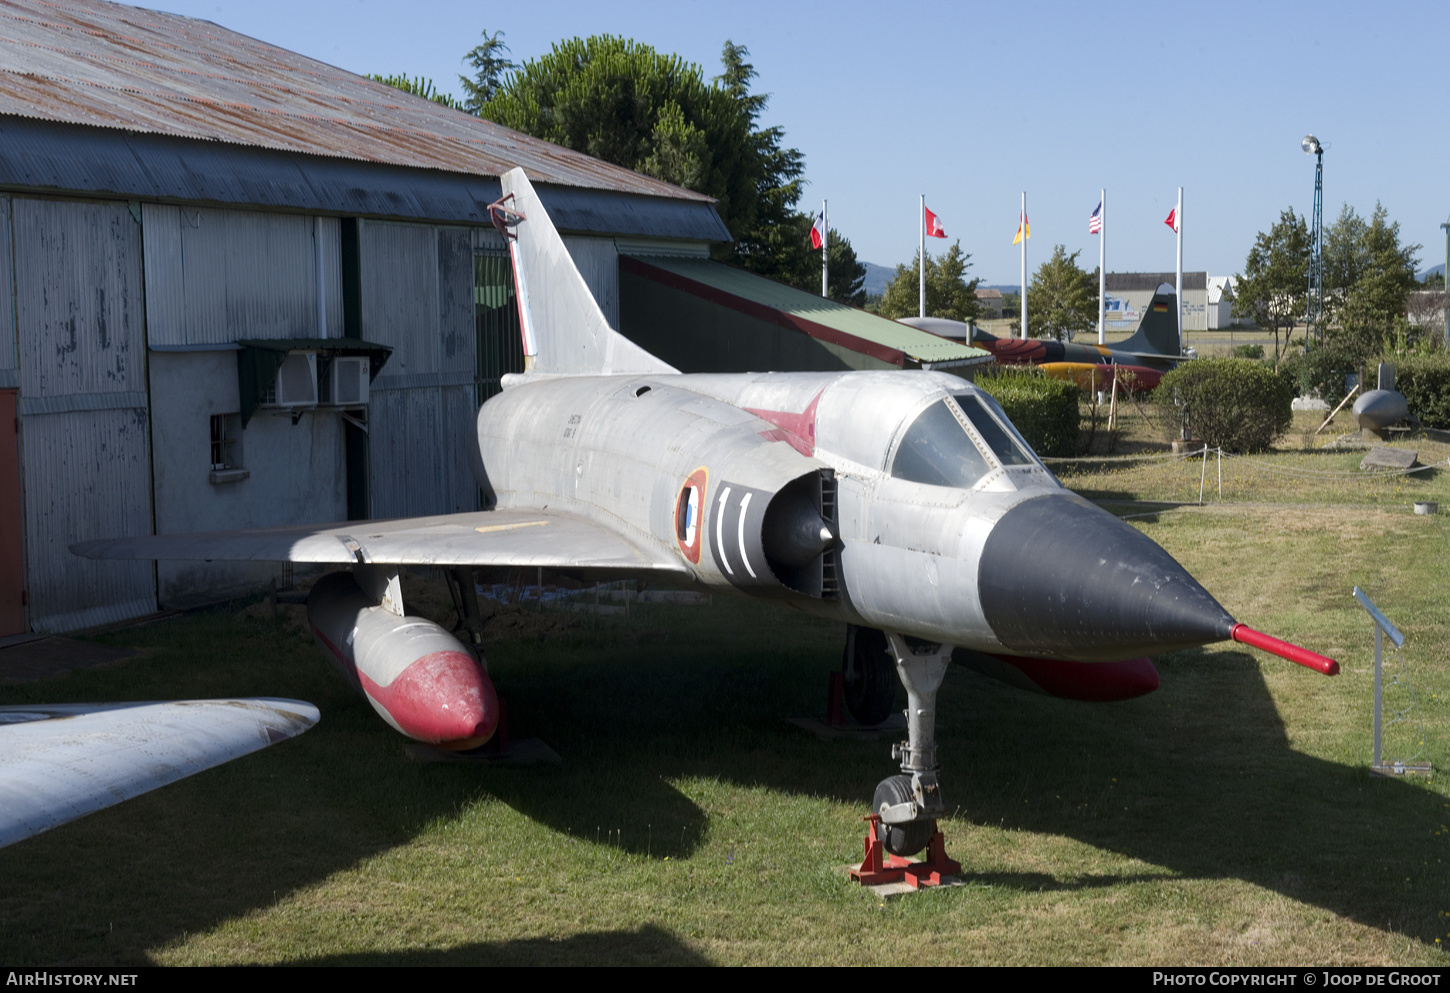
[1043,445,1450,507]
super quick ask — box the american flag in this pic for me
[1089,201,1102,234]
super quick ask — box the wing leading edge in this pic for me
[0,698,319,848]
[72,509,689,576]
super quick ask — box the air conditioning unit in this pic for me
[261,352,318,408]
[325,356,370,406]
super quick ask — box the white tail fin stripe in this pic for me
[507,238,538,358]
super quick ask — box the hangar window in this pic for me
[209,413,248,484]
[889,400,991,489]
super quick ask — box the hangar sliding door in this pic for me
[358,221,477,519]
[14,199,155,633]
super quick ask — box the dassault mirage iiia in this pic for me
[75,169,1337,858]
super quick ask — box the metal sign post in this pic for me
[1352,587,1431,777]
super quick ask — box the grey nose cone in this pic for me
[979,493,1236,661]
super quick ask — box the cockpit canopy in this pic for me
[890,391,1043,489]
[808,371,1054,490]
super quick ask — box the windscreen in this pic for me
[889,400,991,489]
[953,393,1037,467]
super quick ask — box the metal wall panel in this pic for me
[143,204,342,347]
[437,227,475,375]
[20,408,155,632]
[14,198,154,632]
[361,221,477,518]
[561,236,621,330]
[359,220,440,373]
[0,198,15,382]
[15,199,147,399]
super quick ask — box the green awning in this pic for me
[238,338,392,426]
[622,256,991,368]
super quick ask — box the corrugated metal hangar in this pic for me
[0,0,982,636]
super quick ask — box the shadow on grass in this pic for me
[0,598,1445,962]
[297,925,710,966]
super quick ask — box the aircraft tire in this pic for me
[873,775,931,857]
[843,626,896,726]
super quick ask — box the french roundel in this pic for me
[675,467,708,564]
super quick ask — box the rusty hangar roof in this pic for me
[0,0,726,234]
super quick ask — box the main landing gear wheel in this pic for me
[843,625,896,726]
[873,774,932,857]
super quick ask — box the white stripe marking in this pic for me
[737,492,756,578]
[717,487,733,575]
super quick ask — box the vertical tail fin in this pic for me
[1117,288,1181,358]
[496,168,676,377]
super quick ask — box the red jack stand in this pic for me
[850,815,961,889]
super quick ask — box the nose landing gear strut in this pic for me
[850,632,961,888]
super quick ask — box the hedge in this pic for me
[1393,353,1450,429]
[974,366,1080,458]
[1156,358,1292,453]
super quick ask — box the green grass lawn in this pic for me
[1,465,1446,966]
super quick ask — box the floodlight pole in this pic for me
[1440,219,1449,349]
[1306,143,1325,350]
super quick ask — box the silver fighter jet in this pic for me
[75,169,1337,858]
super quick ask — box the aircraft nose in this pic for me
[977,493,1236,661]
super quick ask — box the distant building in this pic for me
[975,288,1004,319]
[1103,272,1237,331]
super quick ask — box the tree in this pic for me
[457,30,517,114]
[477,36,812,285]
[875,242,981,322]
[1024,245,1096,341]
[1234,208,1309,363]
[712,41,809,282]
[1324,203,1419,357]
[368,73,459,109]
[824,229,867,306]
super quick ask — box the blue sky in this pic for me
[155,0,1450,286]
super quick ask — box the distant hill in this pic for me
[1420,263,1445,281]
[862,261,895,296]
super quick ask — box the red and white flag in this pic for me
[1164,207,1178,233]
[810,211,826,250]
[924,205,947,238]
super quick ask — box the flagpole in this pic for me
[1098,188,1106,345]
[919,194,926,318]
[1175,186,1183,355]
[1020,191,1027,340]
[821,198,828,298]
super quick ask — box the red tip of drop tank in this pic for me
[1231,624,1340,676]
